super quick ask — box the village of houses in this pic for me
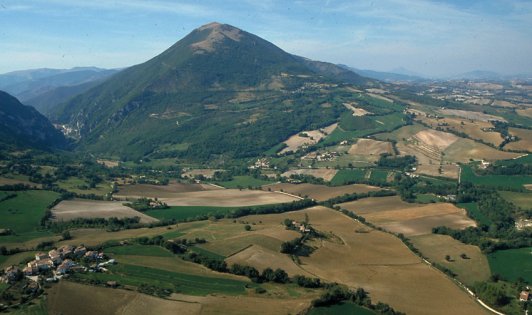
[2,244,115,286]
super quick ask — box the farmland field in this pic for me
[498,191,532,209]
[158,189,299,207]
[506,127,532,152]
[0,190,59,241]
[74,263,254,296]
[145,205,241,221]
[215,175,274,188]
[338,196,476,236]
[117,181,219,198]
[246,206,487,315]
[410,234,491,286]
[460,165,532,189]
[105,245,174,257]
[47,281,312,315]
[348,138,394,158]
[309,303,376,315]
[457,203,492,226]
[51,200,158,223]
[444,138,520,163]
[488,247,532,283]
[330,169,367,185]
[56,177,113,196]
[263,183,380,201]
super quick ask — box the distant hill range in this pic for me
[0,90,67,150]
[50,22,376,160]
[0,67,120,114]
[339,65,427,82]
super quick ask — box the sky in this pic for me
[0,0,531,77]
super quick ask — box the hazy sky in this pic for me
[1,0,531,77]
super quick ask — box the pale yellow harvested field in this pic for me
[97,159,120,167]
[116,182,219,199]
[51,200,158,224]
[171,293,312,315]
[410,234,491,286]
[226,245,314,277]
[444,138,520,162]
[279,123,338,154]
[338,196,476,236]
[517,108,532,118]
[253,206,487,315]
[348,139,394,157]
[396,142,459,179]
[506,128,532,152]
[439,109,506,122]
[368,93,394,103]
[159,189,298,206]
[281,168,338,181]
[414,129,458,150]
[493,100,518,108]
[264,183,380,201]
[343,102,371,116]
[47,281,202,315]
[417,116,504,146]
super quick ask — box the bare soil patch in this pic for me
[444,138,520,162]
[338,196,476,236]
[51,200,158,224]
[410,234,491,286]
[506,128,532,152]
[47,281,201,315]
[414,129,458,150]
[439,109,506,122]
[226,244,314,277]
[281,168,338,181]
[117,181,219,199]
[264,183,380,201]
[280,123,337,154]
[348,139,394,157]
[343,102,371,116]
[159,189,298,207]
[256,206,487,315]
[516,108,532,118]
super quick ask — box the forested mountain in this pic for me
[0,91,67,150]
[51,22,374,160]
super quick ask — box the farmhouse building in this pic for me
[2,266,21,283]
[519,291,530,302]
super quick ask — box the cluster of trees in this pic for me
[311,284,405,315]
[45,217,143,233]
[320,189,396,208]
[480,163,532,176]
[280,236,315,257]
[377,154,416,169]
[433,183,531,252]
[226,198,317,218]
[123,197,169,211]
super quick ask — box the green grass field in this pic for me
[215,176,274,188]
[498,191,532,210]
[146,206,241,221]
[488,247,532,283]
[331,169,367,186]
[415,193,440,203]
[190,245,226,260]
[56,177,112,196]
[460,165,532,189]
[74,263,253,296]
[309,303,376,315]
[0,190,59,241]
[457,203,492,226]
[369,169,390,182]
[105,245,174,257]
[322,112,406,145]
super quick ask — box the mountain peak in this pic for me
[191,22,242,53]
